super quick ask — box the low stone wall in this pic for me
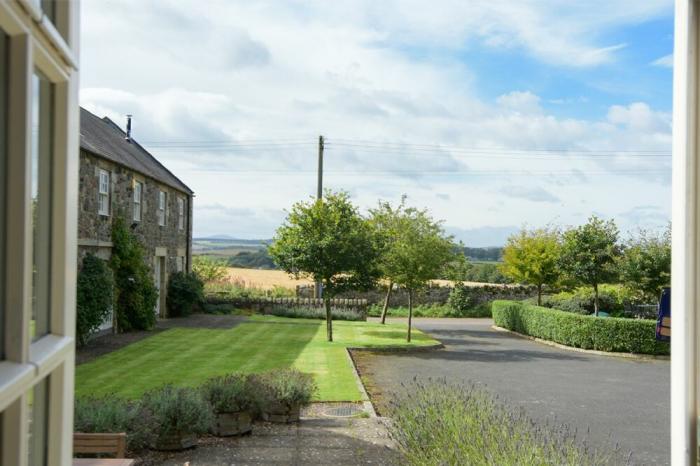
[204,294,369,320]
[296,283,536,307]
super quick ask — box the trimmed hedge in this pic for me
[492,300,669,355]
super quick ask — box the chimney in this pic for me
[125,114,132,142]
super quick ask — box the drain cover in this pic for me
[324,406,363,417]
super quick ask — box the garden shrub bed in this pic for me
[492,300,669,355]
[367,303,491,318]
[203,294,368,321]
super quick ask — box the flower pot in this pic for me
[153,431,197,451]
[212,411,253,436]
[261,403,301,423]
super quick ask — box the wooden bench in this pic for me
[73,433,127,458]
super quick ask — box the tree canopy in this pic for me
[618,227,671,302]
[500,227,561,305]
[269,191,379,341]
[559,216,621,315]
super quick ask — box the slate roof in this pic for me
[79,107,193,194]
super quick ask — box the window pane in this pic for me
[30,73,53,341]
[0,32,7,358]
[27,379,49,466]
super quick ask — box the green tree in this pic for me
[500,227,561,305]
[368,197,408,325]
[384,208,457,341]
[192,255,228,283]
[618,227,671,302]
[110,217,159,331]
[269,191,379,341]
[76,253,114,346]
[559,216,621,316]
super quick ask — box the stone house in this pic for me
[78,107,194,325]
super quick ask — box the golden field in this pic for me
[225,267,313,290]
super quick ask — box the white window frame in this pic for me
[177,197,184,231]
[133,180,142,222]
[0,1,80,466]
[158,190,167,226]
[97,169,109,216]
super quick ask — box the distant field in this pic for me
[226,267,312,290]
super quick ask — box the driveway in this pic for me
[358,318,670,465]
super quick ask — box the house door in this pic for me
[154,256,165,317]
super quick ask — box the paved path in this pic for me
[152,417,397,466]
[359,318,670,465]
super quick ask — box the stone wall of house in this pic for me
[77,149,192,285]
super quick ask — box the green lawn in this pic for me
[75,316,438,402]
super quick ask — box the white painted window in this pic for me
[158,190,167,226]
[178,197,185,230]
[0,2,80,464]
[98,169,110,216]
[133,180,142,221]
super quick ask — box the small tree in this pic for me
[167,271,204,317]
[559,216,621,316]
[192,256,228,283]
[618,227,671,302]
[386,208,456,341]
[269,191,379,341]
[76,253,114,346]
[500,227,561,305]
[368,197,407,325]
[110,217,159,331]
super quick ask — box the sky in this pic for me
[80,1,674,247]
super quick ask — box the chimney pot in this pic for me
[125,114,132,142]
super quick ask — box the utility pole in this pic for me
[315,135,324,299]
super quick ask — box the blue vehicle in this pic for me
[656,287,671,342]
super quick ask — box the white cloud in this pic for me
[651,53,673,68]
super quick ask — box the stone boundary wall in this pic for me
[204,293,368,319]
[296,283,537,307]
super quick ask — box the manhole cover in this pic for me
[324,406,363,417]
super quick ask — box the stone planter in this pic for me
[153,431,197,451]
[261,403,301,423]
[212,411,253,436]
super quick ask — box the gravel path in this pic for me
[356,317,670,466]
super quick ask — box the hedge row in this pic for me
[491,300,669,355]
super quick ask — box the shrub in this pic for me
[492,300,669,355]
[166,272,204,317]
[249,368,316,411]
[139,385,213,439]
[264,306,365,321]
[389,379,622,466]
[76,254,114,346]
[110,217,159,331]
[74,396,154,452]
[447,283,476,311]
[537,285,627,315]
[192,256,228,283]
[200,374,256,414]
[367,303,491,318]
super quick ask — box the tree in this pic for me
[500,227,561,305]
[368,197,407,325]
[269,191,379,341]
[384,208,457,341]
[559,216,621,316]
[618,227,671,302]
[110,217,159,331]
[192,255,228,283]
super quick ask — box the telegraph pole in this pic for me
[315,135,324,299]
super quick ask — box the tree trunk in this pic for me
[380,281,393,325]
[325,296,333,342]
[537,284,542,306]
[593,283,599,317]
[407,289,413,343]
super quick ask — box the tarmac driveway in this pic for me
[359,318,670,465]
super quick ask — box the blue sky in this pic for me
[80,1,674,246]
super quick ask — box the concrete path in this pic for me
[152,417,397,466]
[359,318,670,465]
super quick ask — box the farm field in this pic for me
[226,267,312,290]
[75,316,439,401]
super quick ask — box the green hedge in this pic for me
[367,303,491,318]
[491,300,669,355]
